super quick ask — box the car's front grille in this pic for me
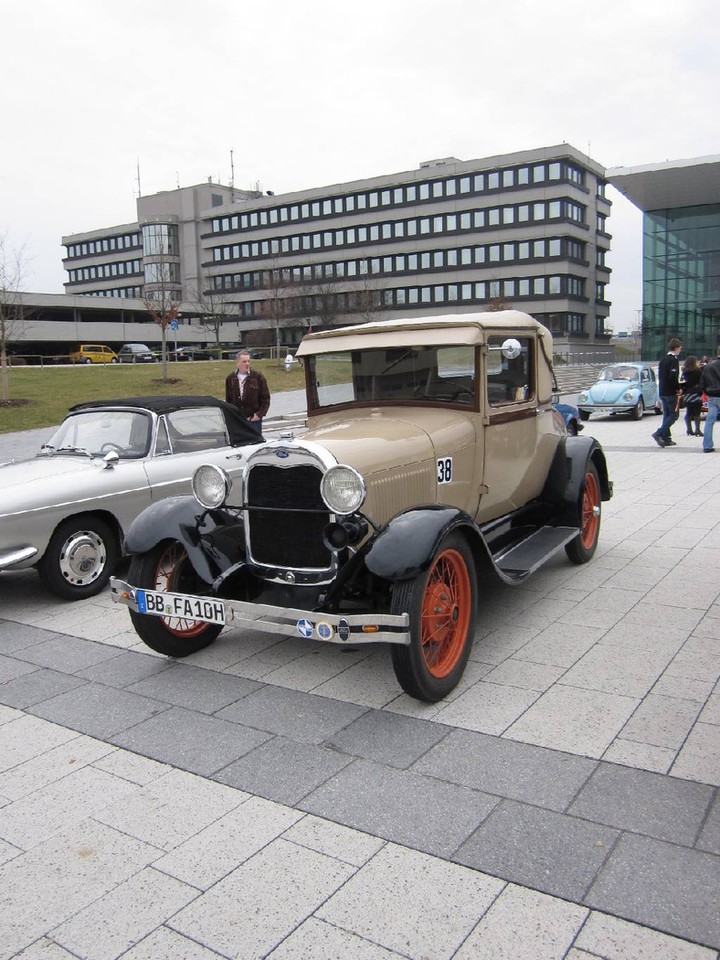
[246,463,332,569]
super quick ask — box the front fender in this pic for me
[125,496,245,584]
[364,505,476,581]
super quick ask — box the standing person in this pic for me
[652,337,682,448]
[698,345,720,453]
[225,350,271,435]
[681,355,703,437]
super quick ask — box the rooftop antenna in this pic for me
[176,171,180,189]
[136,159,142,198]
[230,149,235,189]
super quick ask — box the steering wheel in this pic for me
[450,387,474,402]
[100,442,124,455]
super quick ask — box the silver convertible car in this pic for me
[0,396,262,600]
[577,361,662,421]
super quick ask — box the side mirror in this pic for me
[102,450,119,469]
[501,338,522,360]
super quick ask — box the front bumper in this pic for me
[110,577,411,646]
[578,404,633,415]
[0,545,39,571]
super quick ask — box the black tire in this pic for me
[110,357,118,364]
[127,541,222,657]
[565,462,602,565]
[85,358,93,364]
[631,398,644,420]
[390,532,477,702]
[38,516,119,600]
[579,410,590,421]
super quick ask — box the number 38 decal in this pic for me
[437,457,453,484]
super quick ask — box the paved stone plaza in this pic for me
[0,408,719,958]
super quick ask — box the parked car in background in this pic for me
[118,343,157,363]
[69,344,118,365]
[577,362,662,421]
[220,345,270,360]
[169,346,215,361]
[112,310,613,703]
[0,397,262,600]
[553,398,584,436]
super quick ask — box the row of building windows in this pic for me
[67,260,142,283]
[210,198,589,265]
[231,274,590,319]
[66,234,141,259]
[211,236,589,292]
[78,286,142,298]
[210,160,600,234]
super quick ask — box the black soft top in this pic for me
[69,395,263,447]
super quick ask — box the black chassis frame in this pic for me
[121,435,612,616]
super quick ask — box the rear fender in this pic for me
[124,496,245,584]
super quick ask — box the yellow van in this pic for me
[69,344,118,364]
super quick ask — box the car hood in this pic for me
[0,455,134,517]
[586,381,639,402]
[301,407,475,474]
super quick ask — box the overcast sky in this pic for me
[2,0,718,330]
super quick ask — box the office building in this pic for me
[607,155,720,359]
[62,144,613,357]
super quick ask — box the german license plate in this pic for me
[136,588,226,626]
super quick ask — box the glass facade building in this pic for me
[608,156,720,361]
[644,204,720,359]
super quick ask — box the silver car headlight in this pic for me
[623,390,634,401]
[192,464,232,509]
[321,465,366,515]
[578,392,588,402]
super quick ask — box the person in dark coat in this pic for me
[699,345,720,453]
[652,337,682,447]
[681,355,703,437]
[225,351,271,435]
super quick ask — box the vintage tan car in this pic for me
[111,311,613,701]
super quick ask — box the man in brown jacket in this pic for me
[225,351,271,435]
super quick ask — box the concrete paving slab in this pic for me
[585,833,720,950]
[454,799,619,901]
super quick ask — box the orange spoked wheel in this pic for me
[566,462,602,565]
[127,540,223,657]
[391,533,477,702]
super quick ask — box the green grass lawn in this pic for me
[0,360,306,433]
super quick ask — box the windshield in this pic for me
[307,345,476,410]
[598,365,639,382]
[43,410,152,459]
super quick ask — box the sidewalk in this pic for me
[1,412,719,958]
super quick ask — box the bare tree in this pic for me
[353,265,387,325]
[143,258,181,380]
[0,235,30,403]
[259,258,303,356]
[190,273,238,356]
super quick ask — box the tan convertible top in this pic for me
[296,310,551,356]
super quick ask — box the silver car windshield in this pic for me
[43,410,152,459]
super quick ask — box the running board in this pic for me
[494,526,578,580]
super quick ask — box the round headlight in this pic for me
[321,465,366,515]
[578,392,587,402]
[192,464,232,509]
[623,390,633,401]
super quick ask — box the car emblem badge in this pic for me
[297,618,314,638]
[337,618,350,642]
[284,571,295,583]
[276,450,289,459]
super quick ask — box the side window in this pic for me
[155,417,171,455]
[166,408,229,452]
[487,336,534,405]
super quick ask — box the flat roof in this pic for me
[606,155,720,211]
